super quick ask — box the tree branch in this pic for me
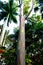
[25,0,34,20]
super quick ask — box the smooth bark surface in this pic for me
[18,2,25,65]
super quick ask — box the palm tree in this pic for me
[0,0,17,46]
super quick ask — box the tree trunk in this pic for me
[0,16,8,46]
[17,0,34,65]
[2,31,7,46]
[18,1,25,65]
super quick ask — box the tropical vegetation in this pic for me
[0,0,43,65]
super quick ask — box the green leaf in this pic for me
[0,1,3,9]
[11,15,17,23]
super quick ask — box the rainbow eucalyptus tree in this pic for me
[18,0,34,65]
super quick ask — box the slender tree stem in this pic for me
[18,0,25,65]
[25,0,34,20]
[0,15,9,46]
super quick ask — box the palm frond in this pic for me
[0,12,8,20]
[11,14,17,23]
[0,1,3,9]
[7,14,11,26]
[9,0,14,8]
[0,0,17,23]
